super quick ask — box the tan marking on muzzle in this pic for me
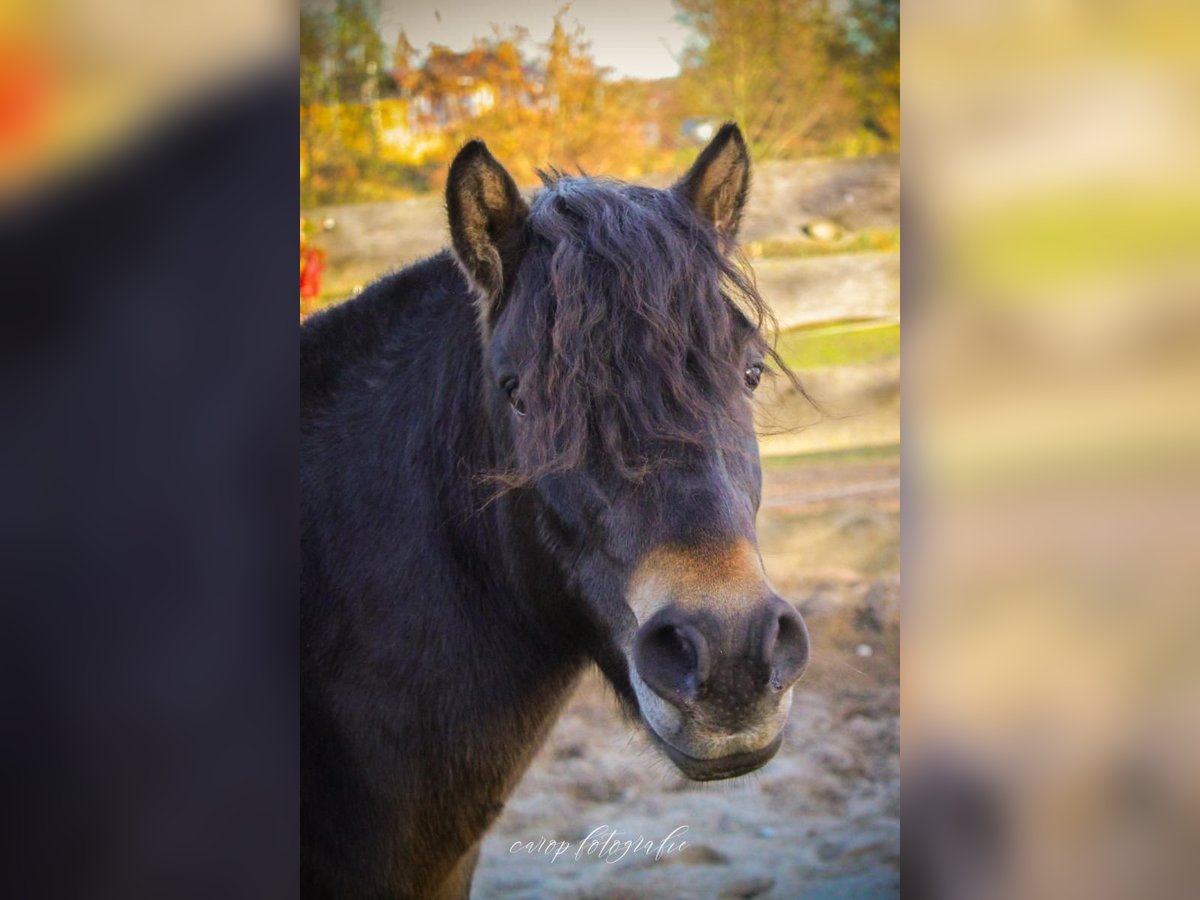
[626,539,768,624]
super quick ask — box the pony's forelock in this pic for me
[490,176,806,487]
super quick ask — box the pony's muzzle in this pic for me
[632,596,809,709]
[625,540,809,778]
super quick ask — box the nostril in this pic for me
[634,616,711,705]
[763,600,810,691]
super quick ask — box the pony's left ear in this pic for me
[675,122,751,239]
[446,140,528,310]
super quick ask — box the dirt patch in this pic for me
[740,156,901,240]
[756,254,900,331]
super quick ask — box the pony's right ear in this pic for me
[446,140,528,312]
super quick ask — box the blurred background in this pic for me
[299,1,900,896]
[905,1,1200,898]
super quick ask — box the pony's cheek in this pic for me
[535,473,618,545]
[565,556,639,623]
[535,505,583,558]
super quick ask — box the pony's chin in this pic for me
[644,726,784,782]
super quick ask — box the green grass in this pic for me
[774,319,900,370]
[760,442,900,469]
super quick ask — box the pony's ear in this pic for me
[446,140,528,308]
[675,123,751,239]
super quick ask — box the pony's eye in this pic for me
[502,378,527,417]
[745,363,764,391]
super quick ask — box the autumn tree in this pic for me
[301,11,332,105]
[301,10,332,182]
[542,13,607,162]
[429,12,650,185]
[303,6,686,202]
[330,0,387,101]
[835,0,899,141]
[674,0,852,157]
[300,0,392,203]
[473,30,532,107]
[392,29,417,90]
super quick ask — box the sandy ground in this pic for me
[473,455,901,899]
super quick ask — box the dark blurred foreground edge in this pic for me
[0,68,298,899]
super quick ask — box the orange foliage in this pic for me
[299,4,898,207]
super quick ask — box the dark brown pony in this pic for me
[301,124,810,899]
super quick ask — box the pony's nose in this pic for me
[633,609,712,706]
[758,595,810,692]
[633,597,809,708]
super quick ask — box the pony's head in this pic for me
[446,125,809,780]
